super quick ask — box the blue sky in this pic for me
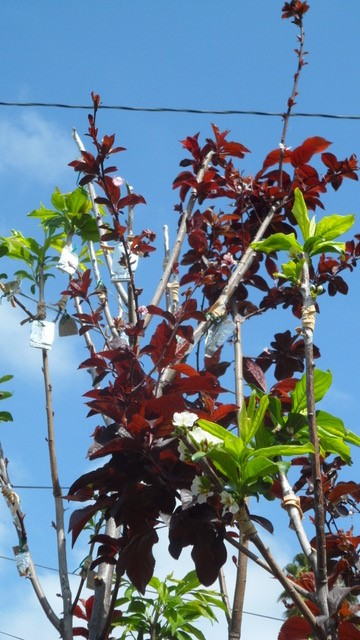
[1,2,360,639]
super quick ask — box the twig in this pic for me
[38,263,73,640]
[144,151,214,328]
[300,258,330,628]
[279,471,316,570]
[72,128,128,306]
[88,518,119,640]
[278,10,306,190]
[0,443,61,632]
[218,568,232,625]
[235,505,325,639]
[228,311,248,640]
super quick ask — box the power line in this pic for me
[0,631,26,640]
[13,485,70,490]
[0,100,360,120]
[0,554,78,575]
[0,554,285,625]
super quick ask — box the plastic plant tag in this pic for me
[111,242,138,282]
[57,245,79,276]
[59,313,78,337]
[13,545,32,577]
[205,317,235,357]
[86,570,96,590]
[30,320,55,350]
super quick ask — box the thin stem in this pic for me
[72,128,128,306]
[278,12,306,189]
[234,505,324,639]
[144,151,214,328]
[251,531,325,638]
[163,224,171,312]
[279,471,316,570]
[224,533,314,602]
[218,569,232,625]
[301,259,330,627]
[0,444,61,632]
[192,204,277,348]
[38,264,73,640]
[229,312,247,640]
[88,518,119,640]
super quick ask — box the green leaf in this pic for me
[223,436,244,460]
[317,428,351,463]
[0,375,13,384]
[291,369,332,413]
[206,448,240,484]
[197,419,236,443]
[0,391,12,401]
[173,571,200,596]
[285,412,308,435]
[316,410,360,448]
[277,259,305,283]
[0,411,13,423]
[251,233,303,255]
[242,457,279,486]
[250,443,315,459]
[292,188,310,240]
[242,395,269,446]
[308,240,345,257]
[315,214,355,241]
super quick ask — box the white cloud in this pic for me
[0,112,73,184]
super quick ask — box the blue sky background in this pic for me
[0,2,360,639]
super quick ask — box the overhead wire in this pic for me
[0,631,26,640]
[0,100,360,120]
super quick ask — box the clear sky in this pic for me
[0,2,360,639]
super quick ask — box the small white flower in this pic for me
[190,427,222,447]
[177,440,191,462]
[138,305,148,316]
[220,490,239,515]
[172,411,198,428]
[113,176,125,187]
[221,252,236,268]
[190,475,214,504]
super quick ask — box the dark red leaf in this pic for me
[339,622,360,640]
[243,357,267,392]
[117,194,146,209]
[73,627,89,637]
[278,616,312,640]
[68,504,102,546]
[291,136,332,167]
[262,148,292,170]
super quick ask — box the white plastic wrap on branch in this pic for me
[205,317,235,357]
[30,321,55,350]
[57,245,79,276]
[110,242,138,283]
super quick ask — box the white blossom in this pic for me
[220,490,239,515]
[190,475,214,504]
[113,176,125,187]
[172,411,198,428]
[177,440,191,462]
[190,426,222,447]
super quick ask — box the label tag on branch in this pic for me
[302,304,316,331]
[57,245,79,276]
[13,545,32,577]
[205,317,235,357]
[59,313,78,337]
[30,321,55,350]
[110,242,138,282]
